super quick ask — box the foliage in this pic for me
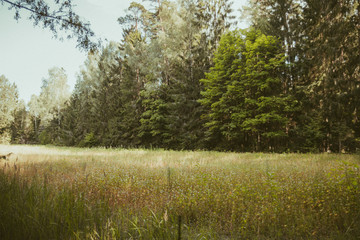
[243,0,360,152]
[0,75,19,144]
[1,0,99,50]
[38,67,70,127]
[10,100,29,144]
[6,0,359,152]
[27,67,71,144]
[51,0,235,150]
[200,29,297,151]
[78,132,98,148]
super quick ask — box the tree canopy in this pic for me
[2,0,359,152]
[0,75,18,143]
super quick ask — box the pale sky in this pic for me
[0,0,248,103]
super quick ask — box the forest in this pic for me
[1,0,359,153]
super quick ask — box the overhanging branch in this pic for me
[1,0,100,51]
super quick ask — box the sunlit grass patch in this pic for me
[0,144,360,239]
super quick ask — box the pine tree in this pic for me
[200,29,297,151]
[302,0,360,152]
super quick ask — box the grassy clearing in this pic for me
[0,145,360,239]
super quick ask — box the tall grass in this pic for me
[0,145,360,239]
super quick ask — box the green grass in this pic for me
[0,145,360,239]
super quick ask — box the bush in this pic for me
[0,131,11,144]
[78,132,98,147]
[38,130,52,145]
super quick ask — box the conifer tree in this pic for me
[200,29,297,151]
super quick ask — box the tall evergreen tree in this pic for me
[137,0,235,150]
[200,29,297,152]
[244,0,360,152]
[11,100,29,144]
[302,0,360,152]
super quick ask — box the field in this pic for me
[0,145,360,239]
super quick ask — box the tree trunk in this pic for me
[256,133,261,152]
[339,136,342,153]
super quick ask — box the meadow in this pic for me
[0,145,360,239]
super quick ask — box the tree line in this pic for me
[1,0,359,153]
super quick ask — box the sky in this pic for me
[0,0,248,104]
